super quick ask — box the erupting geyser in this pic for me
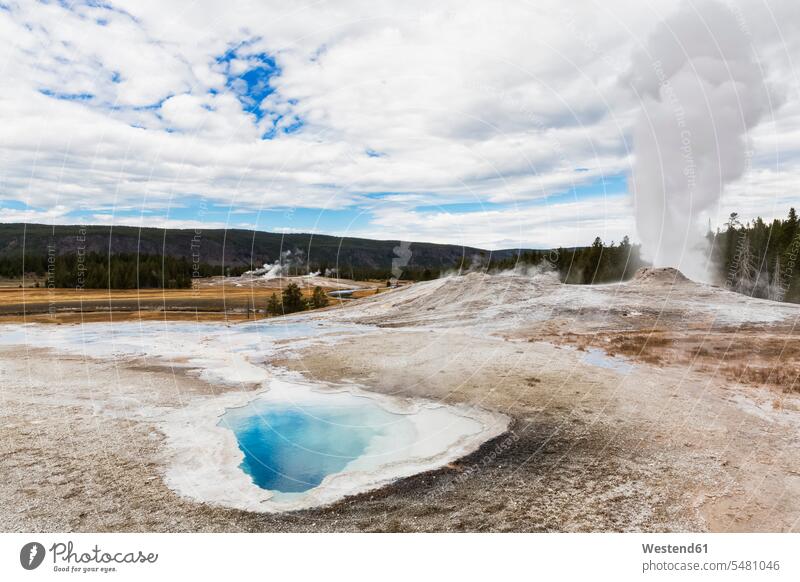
[627,0,777,281]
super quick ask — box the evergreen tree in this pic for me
[768,257,784,302]
[589,237,604,283]
[732,234,756,295]
[266,292,282,315]
[281,283,306,313]
[310,286,329,309]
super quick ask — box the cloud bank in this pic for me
[0,0,797,249]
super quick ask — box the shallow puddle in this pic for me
[581,348,634,374]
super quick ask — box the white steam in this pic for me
[628,0,776,281]
[244,250,306,280]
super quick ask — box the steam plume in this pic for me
[244,250,306,280]
[627,0,775,281]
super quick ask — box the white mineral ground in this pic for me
[0,321,508,513]
[1,267,799,531]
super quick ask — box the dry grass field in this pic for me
[0,275,397,324]
[0,282,328,324]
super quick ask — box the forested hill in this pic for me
[3,212,797,301]
[708,208,800,303]
[0,223,519,279]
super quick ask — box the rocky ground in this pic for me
[1,267,798,532]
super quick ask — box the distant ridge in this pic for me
[0,223,525,275]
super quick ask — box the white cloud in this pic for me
[347,195,636,250]
[0,0,797,246]
[0,204,73,223]
[90,214,232,231]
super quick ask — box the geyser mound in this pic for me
[632,267,691,285]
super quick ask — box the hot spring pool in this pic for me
[220,392,400,494]
[205,378,507,510]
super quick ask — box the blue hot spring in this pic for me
[219,395,399,494]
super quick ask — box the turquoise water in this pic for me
[220,398,397,493]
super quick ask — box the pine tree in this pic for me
[310,286,329,309]
[786,207,799,250]
[281,283,306,313]
[266,292,282,315]
[732,234,756,295]
[768,257,784,302]
[589,237,604,283]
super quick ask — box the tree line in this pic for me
[708,208,800,302]
[479,235,644,284]
[0,242,645,288]
[0,252,229,289]
[321,241,645,285]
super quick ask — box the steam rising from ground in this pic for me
[244,250,322,280]
[246,258,288,280]
[628,0,777,281]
